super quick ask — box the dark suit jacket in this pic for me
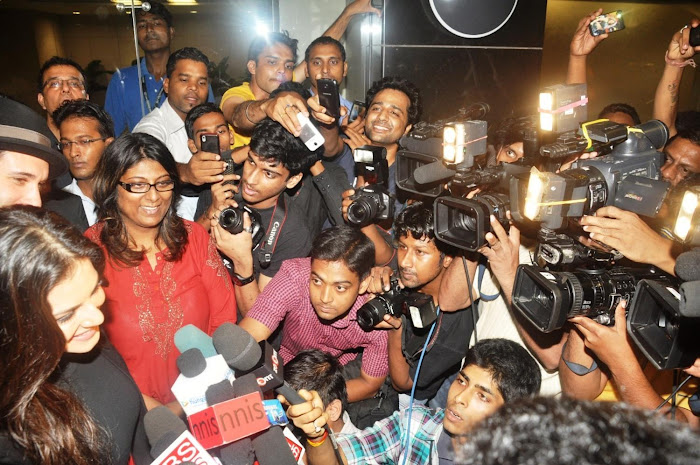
[44,188,90,233]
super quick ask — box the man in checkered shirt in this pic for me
[239,226,389,403]
[284,338,541,465]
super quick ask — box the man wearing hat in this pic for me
[0,95,69,208]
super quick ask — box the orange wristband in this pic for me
[307,430,328,447]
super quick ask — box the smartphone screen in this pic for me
[348,101,366,123]
[317,78,341,120]
[200,133,220,154]
[589,10,625,37]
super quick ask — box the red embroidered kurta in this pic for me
[86,220,236,404]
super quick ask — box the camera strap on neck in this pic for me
[257,194,287,269]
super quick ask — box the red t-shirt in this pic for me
[86,220,237,404]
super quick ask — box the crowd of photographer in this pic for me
[1,1,700,464]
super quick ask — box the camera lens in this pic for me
[347,196,380,227]
[219,207,244,234]
[356,297,390,331]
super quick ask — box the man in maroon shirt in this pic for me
[238,226,388,403]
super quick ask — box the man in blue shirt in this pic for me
[105,1,213,135]
[285,338,541,465]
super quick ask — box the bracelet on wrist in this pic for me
[307,430,328,447]
[244,101,256,124]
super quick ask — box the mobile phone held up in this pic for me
[317,78,341,120]
[589,10,625,37]
[297,113,325,151]
[348,100,367,124]
[690,25,700,47]
[200,133,220,155]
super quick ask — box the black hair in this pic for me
[136,0,173,28]
[393,201,457,257]
[675,110,700,134]
[304,36,346,63]
[670,124,700,147]
[249,118,321,176]
[598,103,641,126]
[310,226,374,280]
[269,81,312,101]
[247,31,299,65]
[37,56,87,93]
[53,100,115,139]
[454,397,700,465]
[285,350,348,412]
[488,117,536,154]
[92,132,186,267]
[166,47,210,79]
[184,103,224,140]
[464,339,541,402]
[365,76,422,126]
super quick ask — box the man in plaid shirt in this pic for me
[284,338,541,465]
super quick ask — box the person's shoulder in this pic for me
[221,82,254,102]
[85,222,105,244]
[278,256,312,275]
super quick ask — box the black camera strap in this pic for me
[257,194,287,269]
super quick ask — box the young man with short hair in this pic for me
[210,118,317,313]
[37,56,89,142]
[285,349,360,435]
[237,226,389,403]
[134,47,224,220]
[45,100,115,230]
[285,338,541,465]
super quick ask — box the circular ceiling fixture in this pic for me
[428,0,518,39]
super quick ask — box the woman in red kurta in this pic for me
[86,133,236,412]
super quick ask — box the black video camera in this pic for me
[347,146,394,227]
[218,204,265,249]
[356,278,438,331]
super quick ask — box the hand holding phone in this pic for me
[297,112,325,151]
[690,25,700,47]
[589,10,625,37]
[348,100,367,124]
[317,78,341,120]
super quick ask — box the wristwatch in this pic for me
[232,271,255,286]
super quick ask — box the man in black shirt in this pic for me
[209,118,317,315]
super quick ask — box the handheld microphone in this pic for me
[144,406,217,465]
[176,348,207,378]
[171,350,235,416]
[175,324,218,358]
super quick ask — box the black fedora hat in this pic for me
[0,95,68,179]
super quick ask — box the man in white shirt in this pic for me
[134,47,226,220]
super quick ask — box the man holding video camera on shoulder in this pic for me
[363,202,474,409]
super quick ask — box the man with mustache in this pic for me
[105,1,214,135]
[134,47,223,221]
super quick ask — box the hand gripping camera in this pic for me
[356,279,438,331]
[218,204,265,249]
[347,146,395,227]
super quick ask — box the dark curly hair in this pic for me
[365,76,422,126]
[393,201,458,257]
[249,118,321,176]
[92,132,187,267]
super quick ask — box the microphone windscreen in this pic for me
[176,348,207,378]
[144,405,187,449]
[231,373,263,397]
[174,324,217,358]
[218,438,256,465]
[252,426,299,465]
[150,430,180,459]
[205,379,236,406]
[413,160,455,185]
[212,323,262,371]
[680,281,700,318]
[675,248,700,282]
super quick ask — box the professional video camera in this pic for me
[346,145,395,227]
[511,120,671,231]
[356,278,438,331]
[219,204,265,249]
[534,228,620,268]
[511,264,672,333]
